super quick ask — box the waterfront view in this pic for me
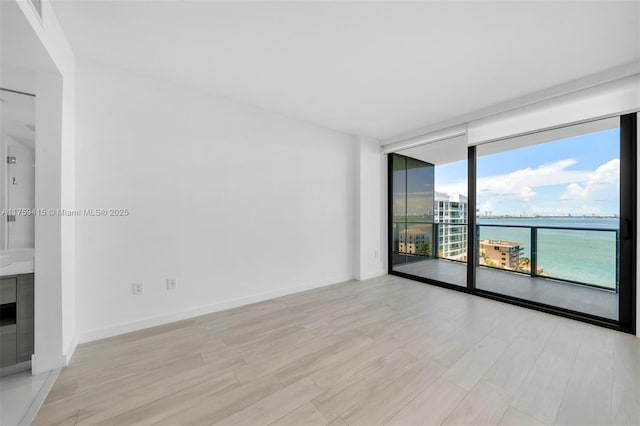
[393,215,619,290]
[478,216,618,289]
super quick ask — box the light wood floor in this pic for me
[35,275,640,425]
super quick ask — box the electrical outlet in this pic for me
[166,278,177,290]
[132,282,143,296]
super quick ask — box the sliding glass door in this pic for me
[388,114,636,333]
[474,117,623,320]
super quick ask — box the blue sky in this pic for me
[435,128,620,216]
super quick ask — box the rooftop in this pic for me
[480,239,523,248]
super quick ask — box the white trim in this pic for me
[63,335,77,366]
[357,269,386,281]
[77,274,354,343]
[31,352,64,376]
[381,125,466,154]
[24,0,43,26]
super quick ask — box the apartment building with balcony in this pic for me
[435,192,468,261]
[479,239,523,269]
[398,227,428,254]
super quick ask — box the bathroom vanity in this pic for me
[0,273,34,372]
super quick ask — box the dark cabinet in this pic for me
[17,274,34,362]
[0,274,34,368]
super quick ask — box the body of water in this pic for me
[477,217,618,289]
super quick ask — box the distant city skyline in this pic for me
[434,127,620,217]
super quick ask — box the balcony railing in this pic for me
[478,223,619,291]
[392,221,619,292]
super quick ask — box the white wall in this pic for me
[34,71,65,370]
[74,59,358,341]
[355,136,386,280]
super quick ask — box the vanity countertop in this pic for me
[0,249,35,276]
[0,261,34,276]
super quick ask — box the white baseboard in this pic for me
[31,353,65,376]
[78,274,354,344]
[64,335,78,366]
[357,269,387,281]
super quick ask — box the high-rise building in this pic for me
[434,192,467,261]
[397,192,468,259]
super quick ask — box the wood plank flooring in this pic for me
[34,275,640,425]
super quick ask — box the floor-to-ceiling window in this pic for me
[388,114,636,333]
[474,117,622,320]
[390,136,468,287]
[390,154,435,269]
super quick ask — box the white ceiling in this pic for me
[51,1,640,140]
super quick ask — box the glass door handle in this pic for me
[622,219,631,240]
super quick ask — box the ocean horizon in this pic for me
[477,217,618,289]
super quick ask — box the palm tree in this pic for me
[519,257,531,272]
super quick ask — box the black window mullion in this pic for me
[619,113,637,333]
[467,145,477,290]
[387,154,393,273]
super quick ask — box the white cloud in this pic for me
[561,183,585,200]
[560,159,619,201]
[437,159,587,200]
[434,158,619,216]
[479,200,492,214]
[435,180,467,198]
[518,186,536,201]
[477,158,588,201]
